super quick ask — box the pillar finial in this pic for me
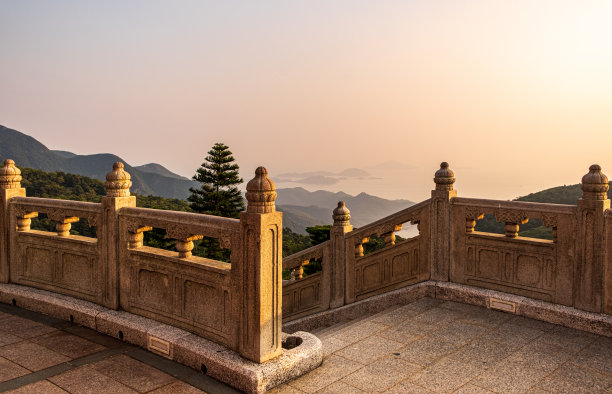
[581,164,609,200]
[105,162,132,197]
[0,159,22,189]
[332,201,351,226]
[245,167,277,213]
[434,162,455,191]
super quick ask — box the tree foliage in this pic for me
[187,143,245,219]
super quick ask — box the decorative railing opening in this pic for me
[473,212,554,241]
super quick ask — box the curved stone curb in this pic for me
[284,280,612,339]
[0,283,322,393]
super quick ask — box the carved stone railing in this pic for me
[345,199,431,303]
[282,241,331,320]
[0,160,283,364]
[118,207,240,349]
[282,162,612,319]
[450,198,577,306]
[7,197,109,305]
[604,209,612,315]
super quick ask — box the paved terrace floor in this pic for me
[273,297,612,393]
[1,299,612,394]
[0,303,238,394]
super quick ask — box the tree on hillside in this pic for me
[188,143,245,218]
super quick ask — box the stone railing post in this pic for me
[0,160,26,283]
[575,164,610,312]
[239,167,282,363]
[430,162,457,281]
[330,201,352,308]
[605,209,612,315]
[102,162,136,309]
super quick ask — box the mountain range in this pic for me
[0,125,414,233]
[0,125,198,199]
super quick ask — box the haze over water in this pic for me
[2,1,611,201]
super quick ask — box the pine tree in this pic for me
[188,143,245,218]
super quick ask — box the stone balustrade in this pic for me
[282,162,612,322]
[0,160,282,364]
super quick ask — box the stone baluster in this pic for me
[431,162,457,281]
[53,216,80,237]
[331,201,352,307]
[238,167,282,363]
[0,159,26,283]
[354,237,369,257]
[382,231,396,246]
[465,208,484,233]
[16,211,38,231]
[575,164,610,313]
[127,226,152,248]
[176,236,204,258]
[494,210,528,238]
[104,162,137,309]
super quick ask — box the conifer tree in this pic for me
[188,143,245,218]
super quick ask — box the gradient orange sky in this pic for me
[1,1,611,201]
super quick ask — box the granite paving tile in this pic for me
[506,315,556,332]
[0,341,70,371]
[377,319,433,344]
[340,355,422,392]
[430,320,489,346]
[383,380,434,393]
[329,320,387,344]
[409,356,483,393]
[268,384,306,393]
[448,337,514,368]
[5,380,68,393]
[0,316,57,339]
[49,366,137,394]
[398,336,460,366]
[411,307,465,326]
[288,354,363,393]
[453,383,495,393]
[90,354,175,392]
[320,336,349,357]
[31,331,106,359]
[471,360,550,393]
[368,304,420,325]
[0,330,22,346]
[479,321,545,349]
[458,308,513,329]
[314,381,365,393]
[334,334,403,364]
[572,340,612,375]
[536,363,612,392]
[149,380,205,393]
[402,297,443,312]
[533,325,598,353]
[503,340,572,372]
[438,301,484,314]
[0,356,30,383]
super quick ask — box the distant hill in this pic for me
[276,187,414,233]
[0,125,198,199]
[515,183,612,204]
[1,125,417,233]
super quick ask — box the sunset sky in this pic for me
[1,1,611,201]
